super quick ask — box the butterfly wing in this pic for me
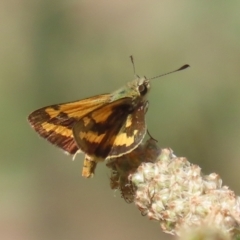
[28,94,111,154]
[72,98,147,159]
[109,102,147,158]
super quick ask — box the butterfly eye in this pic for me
[138,84,148,96]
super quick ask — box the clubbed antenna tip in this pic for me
[148,64,190,80]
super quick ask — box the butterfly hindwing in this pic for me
[72,98,147,159]
[28,94,111,154]
[109,102,147,158]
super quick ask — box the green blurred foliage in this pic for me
[1,1,240,239]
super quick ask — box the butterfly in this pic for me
[28,56,189,177]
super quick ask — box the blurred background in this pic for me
[1,1,240,239]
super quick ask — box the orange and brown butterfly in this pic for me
[28,56,189,178]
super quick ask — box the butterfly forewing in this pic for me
[72,98,147,159]
[28,94,111,154]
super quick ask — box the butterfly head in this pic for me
[111,76,150,105]
[135,77,150,98]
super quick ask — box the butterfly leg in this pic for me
[82,154,97,178]
[147,129,158,142]
[144,101,158,142]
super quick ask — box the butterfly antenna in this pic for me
[148,64,190,80]
[130,55,137,76]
